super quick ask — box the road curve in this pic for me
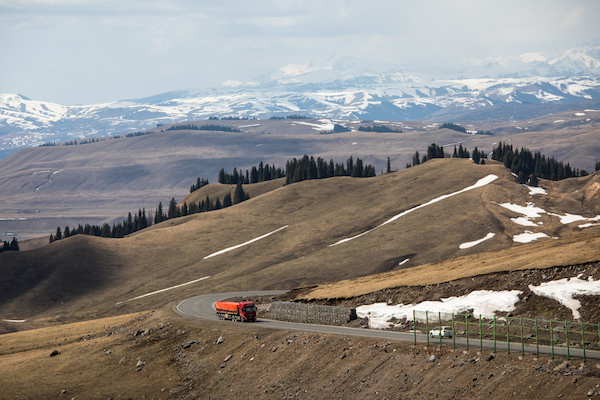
[176,291,600,360]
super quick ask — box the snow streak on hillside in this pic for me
[330,174,498,247]
[203,226,289,260]
[499,200,600,242]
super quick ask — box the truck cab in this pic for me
[239,301,257,321]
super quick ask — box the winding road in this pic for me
[176,291,600,360]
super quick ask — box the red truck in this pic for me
[215,300,257,322]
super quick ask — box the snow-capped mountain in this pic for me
[549,39,600,72]
[1,42,600,158]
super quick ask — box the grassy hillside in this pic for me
[179,178,286,208]
[1,158,599,331]
[1,114,599,239]
[300,230,600,300]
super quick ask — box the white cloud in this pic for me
[561,7,584,27]
[1,0,600,104]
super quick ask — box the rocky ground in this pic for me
[3,305,600,399]
[286,262,600,324]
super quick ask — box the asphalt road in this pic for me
[176,291,600,360]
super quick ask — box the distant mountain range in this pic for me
[1,40,600,158]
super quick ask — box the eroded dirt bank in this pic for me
[2,306,600,399]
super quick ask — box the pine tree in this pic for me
[223,193,232,208]
[55,226,62,241]
[155,202,164,224]
[101,223,111,238]
[181,202,188,216]
[472,147,481,164]
[233,181,248,204]
[10,237,19,251]
[126,212,133,234]
[412,151,420,166]
[168,198,178,219]
[530,173,539,187]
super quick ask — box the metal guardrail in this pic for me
[414,310,600,362]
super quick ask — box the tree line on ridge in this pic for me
[45,145,597,245]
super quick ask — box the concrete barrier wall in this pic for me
[268,301,357,326]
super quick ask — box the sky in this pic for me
[1,0,600,105]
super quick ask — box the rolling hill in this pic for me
[1,113,599,240]
[1,158,599,333]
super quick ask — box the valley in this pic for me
[3,5,600,399]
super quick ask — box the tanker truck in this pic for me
[215,300,257,322]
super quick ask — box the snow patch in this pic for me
[579,222,600,229]
[2,319,26,323]
[547,212,600,225]
[203,225,289,259]
[529,277,600,319]
[575,112,586,116]
[115,276,210,305]
[356,290,523,329]
[513,231,549,243]
[523,185,547,196]
[238,123,262,128]
[553,120,565,123]
[293,120,334,131]
[459,233,495,249]
[499,202,546,219]
[511,217,540,227]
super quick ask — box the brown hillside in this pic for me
[1,159,599,330]
[1,114,599,239]
[179,178,285,208]
[300,230,600,300]
[2,306,596,400]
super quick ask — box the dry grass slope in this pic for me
[0,158,599,331]
[1,114,599,238]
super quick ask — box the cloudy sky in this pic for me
[1,0,599,105]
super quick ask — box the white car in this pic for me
[429,326,453,338]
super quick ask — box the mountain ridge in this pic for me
[2,41,600,158]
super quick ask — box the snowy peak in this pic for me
[0,93,67,131]
[2,40,600,157]
[463,40,600,78]
[549,40,600,71]
[254,56,417,87]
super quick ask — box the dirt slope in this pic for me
[1,306,599,400]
